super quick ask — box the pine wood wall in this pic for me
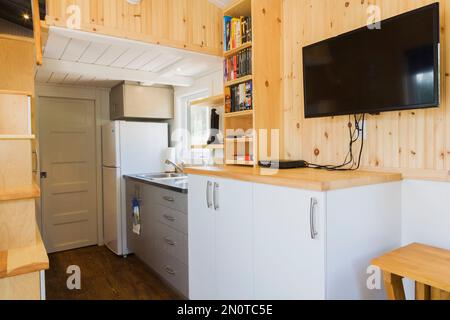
[283,0,450,181]
[45,0,223,56]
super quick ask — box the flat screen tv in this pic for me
[303,3,440,118]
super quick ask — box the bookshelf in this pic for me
[190,95,224,108]
[223,0,283,167]
[224,75,252,88]
[223,109,253,118]
[223,42,252,58]
[223,0,255,166]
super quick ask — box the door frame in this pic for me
[36,84,110,247]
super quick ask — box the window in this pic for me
[189,106,210,146]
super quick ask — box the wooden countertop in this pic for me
[184,166,403,191]
[0,227,49,279]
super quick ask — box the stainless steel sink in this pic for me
[136,173,187,181]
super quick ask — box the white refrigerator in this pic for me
[102,121,168,256]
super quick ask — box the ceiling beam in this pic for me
[39,57,194,87]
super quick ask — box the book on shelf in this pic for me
[225,80,252,113]
[224,48,252,82]
[224,15,252,52]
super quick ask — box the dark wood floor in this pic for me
[45,246,182,300]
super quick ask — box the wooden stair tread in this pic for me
[0,135,35,140]
[0,183,40,201]
[372,243,450,292]
[0,227,49,279]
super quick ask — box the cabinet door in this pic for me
[188,175,216,299]
[253,183,326,299]
[213,177,253,300]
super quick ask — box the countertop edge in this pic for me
[184,167,403,192]
[124,175,188,194]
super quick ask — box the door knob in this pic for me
[40,172,47,179]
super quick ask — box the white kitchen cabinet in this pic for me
[188,174,402,300]
[188,175,253,300]
[253,184,326,299]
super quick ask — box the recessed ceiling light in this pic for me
[177,67,182,72]
[22,13,30,20]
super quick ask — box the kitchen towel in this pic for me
[132,198,141,235]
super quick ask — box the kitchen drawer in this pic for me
[155,221,188,265]
[155,204,188,234]
[153,188,187,213]
[155,249,189,297]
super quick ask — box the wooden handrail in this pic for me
[31,0,42,65]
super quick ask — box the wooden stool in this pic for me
[372,243,450,300]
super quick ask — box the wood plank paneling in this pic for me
[45,0,223,56]
[253,0,284,160]
[0,35,35,95]
[0,95,29,135]
[283,0,450,181]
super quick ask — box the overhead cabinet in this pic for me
[188,174,402,300]
[110,84,174,120]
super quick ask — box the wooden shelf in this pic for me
[226,137,254,143]
[225,159,255,166]
[0,226,48,279]
[224,42,252,58]
[191,144,224,150]
[0,184,40,202]
[224,109,253,118]
[224,75,252,87]
[190,95,224,108]
[0,135,35,140]
[224,0,252,17]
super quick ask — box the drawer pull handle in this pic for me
[163,196,175,202]
[164,237,176,246]
[163,214,176,222]
[165,266,176,275]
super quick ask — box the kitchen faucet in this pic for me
[165,159,185,174]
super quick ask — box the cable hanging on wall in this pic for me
[306,113,366,171]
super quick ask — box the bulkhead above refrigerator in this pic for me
[110,83,174,120]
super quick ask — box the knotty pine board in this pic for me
[282,0,450,181]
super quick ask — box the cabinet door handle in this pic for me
[163,214,176,222]
[163,196,175,202]
[213,182,219,211]
[206,181,213,209]
[164,237,176,246]
[310,198,319,239]
[165,266,176,275]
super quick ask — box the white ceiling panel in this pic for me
[35,69,52,83]
[60,38,90,62]
[48,72,68,84]
[43,33,70,59]
[125,51,161,70]
[63,73,83,85]
[95,45,129,66]
[142,54,181,73]
[38,27,222,88]
[78,42,110,64]
[110,48,146,68]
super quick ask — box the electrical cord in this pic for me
[306,114,366,171]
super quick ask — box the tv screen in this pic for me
[303,3,440,118]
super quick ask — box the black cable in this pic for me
[306,114,366,171]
